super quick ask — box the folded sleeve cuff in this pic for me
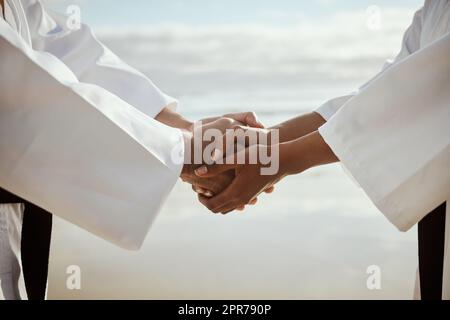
[315,94,355,121]
[318,122,410,232]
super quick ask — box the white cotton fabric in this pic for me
[317,0,450,299]
[0,0,184,251]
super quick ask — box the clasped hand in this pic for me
[181,112,279,214]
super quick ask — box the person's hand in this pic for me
[194,143,285,214]
[181,117,240,192]
[198,112,265,130]
[181,116,255,200]
[194,131,339,214]
[181,112,271,210]
[155,106,272,206]
[181,112,264,188]
[181,163,234,197]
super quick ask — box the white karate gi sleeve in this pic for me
[319,31,450,231]
[22,0,176,118]
[0,17,184,250]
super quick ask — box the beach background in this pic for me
[42,0,423,299]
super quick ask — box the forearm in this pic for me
[280,130,339,176]
[270,112,326,143]
[155,106,194,131]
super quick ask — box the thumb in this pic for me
[244,112,265,128]
[225,112,265,129]
[194,162,237,178]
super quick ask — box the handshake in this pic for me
[180,112,281,214]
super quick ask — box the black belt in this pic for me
[0,187,52,300]
[418,202,446,300]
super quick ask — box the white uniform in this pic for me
[0,0,184,299]
[317,0,450,299]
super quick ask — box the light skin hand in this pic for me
[155,107,265,133]
[200,111,265,129]
[180,117,239,196]
[155,107,269,207]
[190,113,276,209]
[182,116,274,209]
[155,106,194,131]
[155,107,235,195]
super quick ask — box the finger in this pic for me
[219,201,243,214]
[264,186,275,194]
[221,207,239,214]
[203,174,250,212]
[221,128,241,157]
[195,162,238,178]
[202,190,214,197]
[199,192,234,214]
[204,191,238,213]
[217,202,239,214]
[223,126,268,153]
[192,185,214,197]
[242,112,265,128]
[236,206,245,211]
[212,196,244,214]
[198,194,219,213]
[225,112,265,128]
[192,185,205,194]
[249,198,257,205]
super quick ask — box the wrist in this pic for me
[175,117,194,132]
[278,137,312,176]
[156,107,194,131]
[181,119,195,132]
[269,112,326,143]
[278,141,300,176]
[279,131,338,176]
[181,129,194,175]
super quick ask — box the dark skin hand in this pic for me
[187,112,325,209]
[270,111,326,143]
[195,130,338,214]
[190,111,326,212]
[182,164,235,197]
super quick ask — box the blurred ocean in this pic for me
[47,5,420,299]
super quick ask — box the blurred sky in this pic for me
[39,0,425,119]
[43,0,423,27]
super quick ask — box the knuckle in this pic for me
[232,124,243,130]
[219,117,234,127]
